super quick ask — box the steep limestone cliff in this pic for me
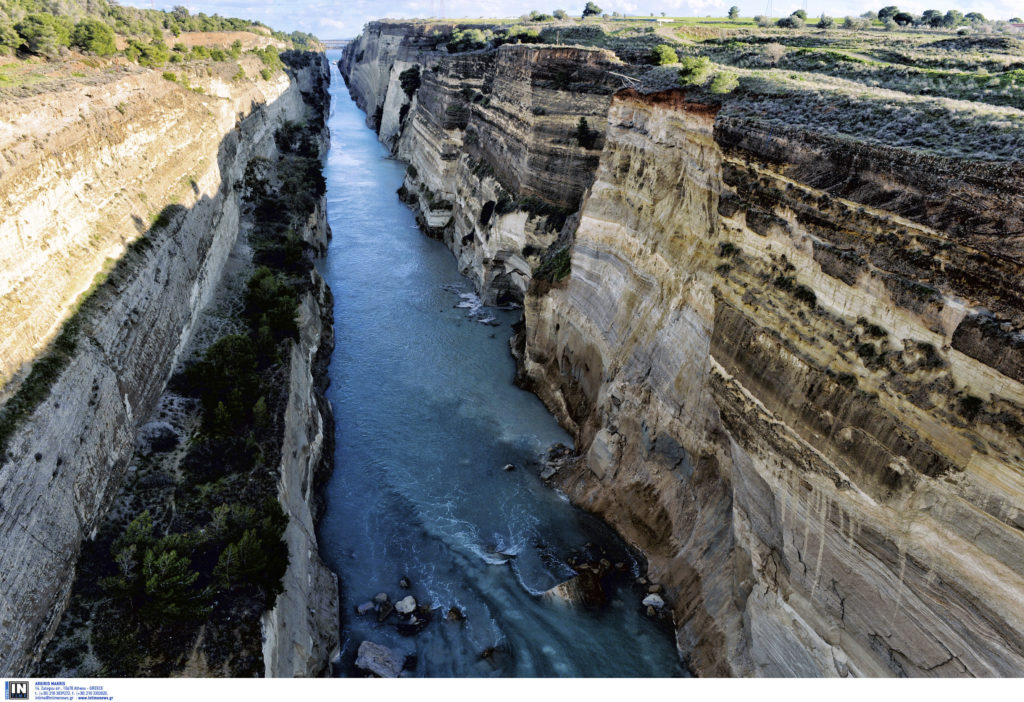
[344,23,622,305]
[521,90,1024,676]
[343,21,1024,677]
[0,54,338,676]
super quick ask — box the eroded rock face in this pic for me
[0,55,338,676]
[344,22,1024,678]
[520,91,1024,677]
[344,31,622,306]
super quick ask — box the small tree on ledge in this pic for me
[575,117,597,148]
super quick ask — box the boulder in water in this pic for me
[446,606,465,622]
[399,576,411,589]
[395,595,417,615]
[543,570,606,607]
[373,592,389,604]
[355,640,403,678]
[502,463,515,471]
[642,593,665,609]
[376,601,395,622]
[355,601,375,616]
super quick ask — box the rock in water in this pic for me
[376,601,395,622]
[395,595,417,615]
[446,607,465,622]
[503,463,515,471]
[399,576,411,589]
[642,593,665,609]
[355,641,403,678]
[373,592,389,604]
[355,601,375,616]
[543,570,606,607]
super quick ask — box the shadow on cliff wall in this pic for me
[0,53,322,466]
[0,52,332,679]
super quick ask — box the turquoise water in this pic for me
[317,56,685,678]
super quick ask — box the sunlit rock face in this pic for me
[521,90,1024,677]
[344,21,1024,677]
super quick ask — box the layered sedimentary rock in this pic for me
[0,55,338,675]
[521,90,1024,676]
[344,23,622,305]
[344,21,1024,677]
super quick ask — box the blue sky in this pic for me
[123,1,1023,39]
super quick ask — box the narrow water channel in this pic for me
[317,57,685,678]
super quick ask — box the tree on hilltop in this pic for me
[582,2,603,18]
[878,6,900,21]
[728,6,740,19]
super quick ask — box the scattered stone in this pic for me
[539,465,558,480]
[355,640,403,678]
[395,595,417,615]
[446,606,465,622]
[399,576,411,589]
[376,601,395,622]
[648,584,662,594]
[615,562,626,571]
[355,601,375,616]
[600,558,612,571]
[503,463,515,471]
[642,593,665,609]
[373,592,389,604]
[646,605,657,618]
[637,577,648,586]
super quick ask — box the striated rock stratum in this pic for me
[342,20,1024,677]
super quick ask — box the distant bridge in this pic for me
[322,39,351,49]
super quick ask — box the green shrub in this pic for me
[161,71,177,82]
[651,44,678,65]
[678,56,713,85]
[71,18,116,56]
[251,46,284,72]
[575,116,597,148]
[399,65,421,97]
[15,14,63,56]
[185,335,261,435]
[534,247,572,282]
[447,28,489,53]
[709,71,739,94]
[126,38,170,67]
[0,20,20,56]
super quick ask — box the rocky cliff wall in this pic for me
[342,21,1024,677]
[0,55,338,676]
[519,90,1024,677]
[343,31,622,305]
